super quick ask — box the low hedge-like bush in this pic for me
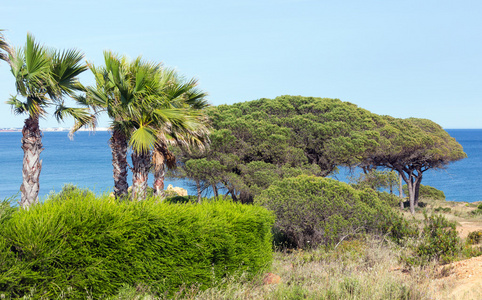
[255,175,409,249]
[0,189,274,298]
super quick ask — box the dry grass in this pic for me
[109,236,465,300]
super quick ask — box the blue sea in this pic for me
[0,131,195,200]
[1,129,481,202]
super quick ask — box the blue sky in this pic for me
[1,0,481,129]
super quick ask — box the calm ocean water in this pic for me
[0,131,194,200]
[0,129,481,202]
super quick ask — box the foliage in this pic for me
[466,230,482,245]
[362,117,465,213]
[350,170,399,193]
[402,184,446,201]
[108,236,438,300]
[471,203,482,216]
[173,96,388,202]
[0,187,274,298]
[4,34,90,207]
[83,51,209,200]
[0,29,13,64]
[255,175,408,249]
[174,95,464,207]
[434,206,452,213]
[376,191,402,208]
[403,214,460,266]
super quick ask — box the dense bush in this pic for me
[376,191,402,208]
[403,184,445,201]
[0,188,274,298]
[255,175,409,249]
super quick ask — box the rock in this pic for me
[165,184,188,197]
[263,272,281,285]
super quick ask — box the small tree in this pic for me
[364,117,466,214]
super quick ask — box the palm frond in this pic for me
[49,48,87,99]
[24,33,50,84]
[129,124,156,154]
[69,114,97,140]
[53,101,91,124]
[0,29,14,64]
[26,96,47,118]
[6,96,28,115]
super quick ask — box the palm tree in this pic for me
[150,76,210,197]
[127,91,201,200]
[82,52,147,199]
[3,34,89,207]
[83,52,199,200]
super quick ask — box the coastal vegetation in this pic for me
[0,187,481,298]
[172,95,465,214]
[1,30,480,298]
[79,51,209,201]
[1,34,90,207]
[0,188,274,298]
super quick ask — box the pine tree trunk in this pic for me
[399,173,404,209]
[19,115,43,208]
[110,129,128,199]
[153,163,165,197]
[131,150,151,201]
[196,180,202,203]
[407,176,416,214]
[212,184,218,198]
[414,175,422,207]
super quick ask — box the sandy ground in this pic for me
[431,219,482,300]
[444,255,482,299]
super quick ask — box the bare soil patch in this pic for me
[430,216,482,299]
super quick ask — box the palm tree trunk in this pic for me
[111,129,128,199]
[153,163,165,197]
[20,115,43,208]
[132,150,151,200]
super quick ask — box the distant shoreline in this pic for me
[0,127,110,132]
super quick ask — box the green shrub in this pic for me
[402,184,445,200]
[0,189,274,298]
[471,209,482,216]
[0,197,16,225]
[467,230,482,245]
[382,215,419,246]
[165,195,199,204]
[415,214,460,264]
[470,203,482,216]
[255,175,409,249]
[434,207,452,213]
[376,191,402,208]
